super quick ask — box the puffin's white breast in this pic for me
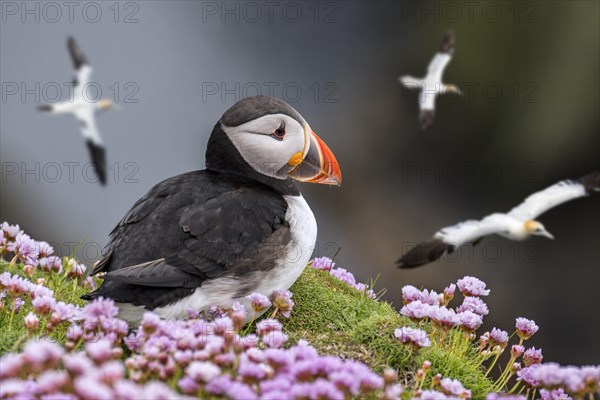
[257,194,317,292]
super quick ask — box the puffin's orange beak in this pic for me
[288,127,342,186]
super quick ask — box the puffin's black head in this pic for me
[206,96,341,186]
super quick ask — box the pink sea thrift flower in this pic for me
[456,296,489,316]
[457,276,490,296]
[310,257,335,271]
[246,292,271,313]
[394,327,431,349]
[271,290,294,318]
[523,347,543,366]
[515,317,539,340]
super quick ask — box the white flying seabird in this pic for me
[38,36,115,185]
[397,171,600,268]
[399,29,462,130]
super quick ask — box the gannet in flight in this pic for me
[399,29,462,130]
[397,171,600,268]
[38,36,115,185]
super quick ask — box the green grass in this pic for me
[286,268,496,398]
[1,261,496,398]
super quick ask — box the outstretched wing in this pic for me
[507,171,600,221]
[83,172,290,309]
[426,53,452,79]
[434,218,503,246]
[425,30,455,82]
[399,75,423,90]
[67,36,92,88]
[397,217,502,269]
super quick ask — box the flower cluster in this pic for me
[0,339,181,399]
[309,257,376,298]
[393,275,600,398]
[399,279,487,333]
[1,222,88,280]
[0,268,127,348]
[2,223,598,400]
[121,310,403,399]
[517,363,599,397]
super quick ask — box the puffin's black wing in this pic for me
[83,171,290,309]
[67,36,88,70]
[85,140,107,185]
[100,259,195,288]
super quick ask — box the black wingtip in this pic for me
[85,140,107,186]
[37,104,53,112]
[397,239,452,269]
[67,35,88,69]
[419,110,434,130]
[579,170,600,193]
[440,29,455,54]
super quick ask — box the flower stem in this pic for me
[10,333,28,352]
[8,307,16,331]
[242,313,257,336]
[508,380,521,394]
[37,316,48,337]
[492,353,517,391]
[484,352,501,378]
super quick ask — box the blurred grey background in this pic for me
[1,1,598,365]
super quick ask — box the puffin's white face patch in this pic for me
[222,114,306,179]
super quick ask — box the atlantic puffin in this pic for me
[397,171,600,268]
[38,36,115,185]
[82,96,341,324]
[399,29,462,130]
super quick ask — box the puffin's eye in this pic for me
[271,126,286,141]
